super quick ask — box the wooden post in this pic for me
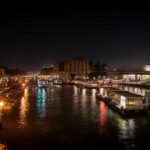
[0,102,4,129]
[0,108,2,129]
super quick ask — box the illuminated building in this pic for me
[108,65,150,81]
[51,58,90,79]
[118,84,150,107]
[107,90,146,109]
[0,67,6,84]
[0,67,6,77]
[64,58,90,79]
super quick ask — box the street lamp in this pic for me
[0,101,4,129]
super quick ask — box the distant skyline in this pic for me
[0,2,150,71]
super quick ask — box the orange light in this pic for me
[0,102,4,107]
[22,83,25,87]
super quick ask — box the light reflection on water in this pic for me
[18,88,29,128]
[91,89,97,114]
[72,87,98,122]
[73,86,77,97]
[37,88,42,114]
[99,101,106,135]
[81,88,86,113]
[117,118,136,149]
[2,84,150,149]
[37,88,46,118]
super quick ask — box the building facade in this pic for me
[50,58,90,79]
[0,67,6,85]
[0,68,5,77]
[64,58,90,79]
[108,65,150,81]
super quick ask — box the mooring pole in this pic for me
[0,102,4,129]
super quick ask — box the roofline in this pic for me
[108,71,150,75]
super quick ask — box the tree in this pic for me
[70,74,76,80]
[89,60,94,71]
[94,60,100,72]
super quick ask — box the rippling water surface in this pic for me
[1,85,150,150]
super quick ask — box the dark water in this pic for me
[1,85,150,150]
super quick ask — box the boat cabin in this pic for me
[107,90,146,110]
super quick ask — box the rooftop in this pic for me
[108,90,143,98]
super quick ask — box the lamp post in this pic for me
[0,101,4,129]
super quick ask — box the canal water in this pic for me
[1,85,150,150]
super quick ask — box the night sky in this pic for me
[0,2,150,71]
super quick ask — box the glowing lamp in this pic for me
[0,102,4,107]
[144,65,150,71]
[22,83,25,87]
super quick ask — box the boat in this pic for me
[96,91,148,118]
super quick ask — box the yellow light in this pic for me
[0,102,4,107]
[144,65,150,71]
